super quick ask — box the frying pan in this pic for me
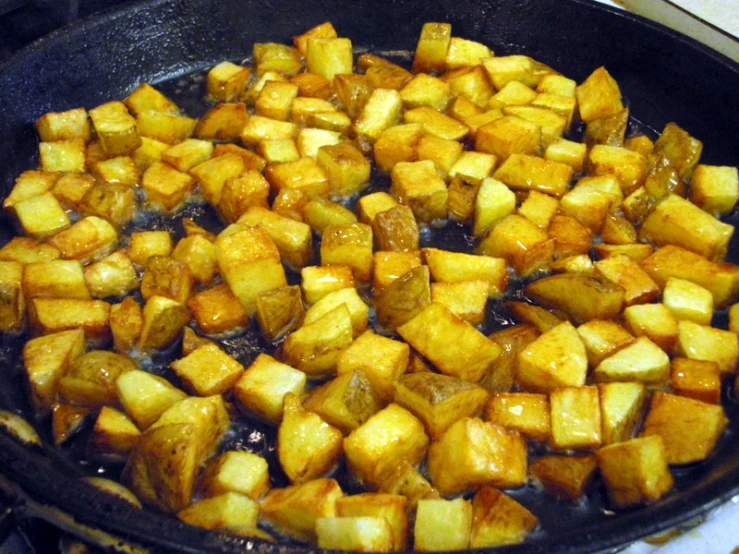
[0,0,739,552]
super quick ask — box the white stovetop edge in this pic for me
[582,4,738,554]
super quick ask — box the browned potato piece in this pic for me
[87,406,141,462]
[484,392,550,443]
[336,493,409,552]
[199,450,271,500]
[480,324,540,394]
[374,265,432,331]
[177,492,259,530]
[470,486,538,547]
[530,454,598,503]
[58,350,136,407]
[414,498,472,552]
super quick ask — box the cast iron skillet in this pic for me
[0,0,739,552]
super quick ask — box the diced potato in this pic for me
[39,138,86,173]
[412,22,452,73]
[601,214,637,245]
[390,160,448,223]
[517,321,588,393]
[234,353,306,425]
[622,303,678,353]
[336,493,408,552]
[21,259,88,301]
[200,450,270,500]
[414,498,472,552]
[399,73,451,111]
[128,230,173,266]
[354,89,403,144]
[87,405,140,461]
[423,247,507,297]
[560,175,621,232]
[676,320,738,376]
[13,192,70,240]
[372,205,419,253]
[0,261,24,333]
[52,402,91,446]
[474,115,540,159]
[206,61,250,101]
[584,107,629,148]
[109,297,142,352]
[116,369,186,429]
[481,55,555,89]
[431,280,488,326]
[344,403,429,487]
[518,190,560,230]
[595,336,670,384]
[161,138,213,173]
[301,264,355,305]
[477,214,553,276]
[279,393,343,483]
[240,115,297,145]
[480,324,540,394]
[212,143,266,172]
[640,391,728,464]
[46,216,117,265]
[138,295,189,351]
[506,301,563,333]
[58,350,135,408]
[575,66,623,123]
[403,106,468,141]
[597,435,673,509]
[238,206,312,269]
[260,479,343,543]
[662,277,714,325]
[594,255,659,306]
[544,137,587,172]
[177,492,260,530]
[487,81,536,110]
[91,156,140,187]
[548,214,593,258]
[375,265,431,331]
[321,223,373,282]
[304,370,381,434]
[219,170,271,223]
[88,101,141,156]
[316,142,372,197]
[264,156,330,199]
[503,105,566,147]
[0,236,60,264]
[445,36,492,69]
[469,487,537,548]
[23,328,86,413]
[139,255,192,305]
[372,251,423,292]
[316,516,394,552]
[28,297,110,346]
[549,386,601,451]
[689,164,738,217]
[671,357,722,405]
[416,135,464,179]
[136,110,197,144]
[83,250,138,299]
[170,343,243,396]
[306,37,352,80]
[589,145,646,196]
[376,461,439,510]
[36,107,91,142]
[484,392,550,443]
[255,285,304,342]
[428,417,527,494]
[255,81,299,122]
[473,177,516,237]
[493,153,573,198]
[530,455,598,503]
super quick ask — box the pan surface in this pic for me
[0,0,738,552]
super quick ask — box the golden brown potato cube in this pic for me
[576,319,634,368]
[51,403,91,446]
[537,73,576,96]
[353,88,403,144]
[314,142,371,197]
[124,396,229,513]
[622,303,678,353]
[624,134,655,156]
[560,175,621,232]
[493,153,573,198]
[38,138,86,173]
[23,328,86,413]
[689,164,738,217]
[278,393,343,484]
[58,350,136,408]
[641,391,728,465]
[88,101,141,156]
[290,72,332,100]
[315,516,394,552]
[83,250,138,299]
[132,136,169,171]
[372,123,424,173]
[170,343,244,396]
[601,214,638,245]
[297,128,342,160]
[477,215,553,276]
[206,61,250,101]
[487,81,536,110]
[115,369,186,429]
[303,370,381,435]
[583,107,629,149]
[239,115,297,146]
[2,169,61,213]
[473,177,517,237]
[177,492,259,530]
[481,55,554,89]
[589,144,647,196]
[260,478,343,543]
[304,198,358,235]
[293,21,338,54]
[595,336,670,384]
[282,304,353,377]
[517,321,587,392]
[301,264,355,306]
[444,36,492,69]
[264,156,330,199]
[356,191,401,224]
[161,138,213,173]
[506,301,563,333]
[28,297,110,345]
[171,235,216,286]
[215,225,286,316]
[136,110,197,144]
[479,324,539,394]
[372,251,422,292]
[302,287,367,338]
[676,320,738,376]
[332,74,371,120]
[234,353,306,425]
[575,66,623,123]
[531,93,577,129]
[109,297,142,353]
[21,259,88,301]
[306,36,352,80]
[411,22,452,73]
[199,450,270,500]
[448,151,496,185]
[255,285,304,342]
[662,277,713,325]
[414,497,471,552]
[140,255,193,304]
[337,330,409,401]
[422,247,508,297]
[376,461,439,511]
[336,494,408,552]
[372,205,419,253]
[46,216,117,264]
[640,245,739,308]
[90,155,139,187]
[344,403,428,487]
[255,81,299,121]
[415,135,463,180]
[13,192,70,240]
[651,122,703,184]
[36,107,90,142]
[671,357,721,405]
[390,160,448,223]
[128,230,172,266]
[642,194,733,262]
[398,303,501,383]
[548,214,593,258]
[549,254,595,274]
[544,137,587,172]
[550,386,601,450]
[594,243,654,262]
[262,138,302,166]
[124,82,178,115]
[469,486,537,548]
[321,222,373,282]
[524,272,624,325]
[0,261,25,333]
[393,373,489,439]
[218,170,270,223]
[253,41,302,77]
[87,406,140,461]
[484,392,550,443]
[212,143,266,173]
[399,73,451,111]
[191,152,245,207]
[238,206,312,269]
[598,381,647,445]
[503,105,566,147]
[530,455,598,503]
[597,435,673,509]
[594,255,659,307]
[375,265,431,331]
[80,183,137,229]
[138,295,189,351]
[404,106,468,141]
[430,280,488,326]
[517,190,560,230]
[140,160,195,212]
[621,186,654,226]
[428,417,526,494]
